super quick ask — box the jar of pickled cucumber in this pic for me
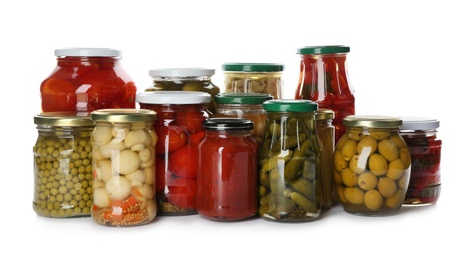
[145,68,220,114]
[33,112,94,218]
[136,91,213,215]
[315,109,336,209]
[334,115,411,216]
[259,100,321,222]
[40,48,137,113]
[215,93,272,146]
[399,117,441,206]
[222,63,284,99]
[90,109,157,227]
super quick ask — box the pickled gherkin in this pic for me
[259,100,322,222]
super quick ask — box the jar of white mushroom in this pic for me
[90,109,158,227]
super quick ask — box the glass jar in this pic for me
[315,109,336,209]
[222,63,284,99]
[215,93,272,147]
[33,112,94,218]
[90,109,157,227]
[145,68,220,114]
[197,118,258,221]
[334,115,411,216]
[136,91,213,215]
[259,100,321,222]
[40,48,137,113]
[399,117,441,206]
[294,45,355,143]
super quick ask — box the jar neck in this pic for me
[400,129,438,138]
[153,75,212,82]
[205,129,252,137]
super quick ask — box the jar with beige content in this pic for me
[90,109,157,227]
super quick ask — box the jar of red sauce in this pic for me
[399,117,441,206]
[40,48,137,112]
[197,118,258,221]
[136,91,213,215]
[294,45,355,143]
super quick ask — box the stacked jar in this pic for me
[33,112,94,218]
[136,91,213,215]
[214,93,272,146]
[40,48,137,112]
[222,63,284,99]
[90,109,158,227]
[333,115,411,216]
[145,68,220,114]
[399,117,442,206]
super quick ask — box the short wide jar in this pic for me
[334,115,411,216]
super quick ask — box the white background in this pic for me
[1,0,464,259]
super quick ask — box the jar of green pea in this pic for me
[33,112,94,218]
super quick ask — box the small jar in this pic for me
[40,48,137,112]
[315,109,336,209]
[33,112,94,218]
[136,91,213,215]
[222,63,284,99]
[215,93,272,146]
[90,109,157,227]
[259,100,321,222]
[334,115,411,216]
[197,118,258,221]
[399,117,441,206]
[145,68,220,114]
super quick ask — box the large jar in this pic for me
[315,109,336,209]
[399,117,441,206]
[90,109,157,227]
[40,48,137,113]
[145,68,220,114]
[222,63,284,99]
[197,118,258,221]
[294,45,355,143]
[334,115,411,216]
[215,93,272,146]
[259,100,321,222]
[136,91,213,215]
[33,112,94,218]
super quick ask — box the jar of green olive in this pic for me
[315,109,336,210]
[259,100,321,222]
[334,115,411,216]
[90,109,158,227]
[222,63,284,99]
[33,112,94,218]
[145,68,220,114]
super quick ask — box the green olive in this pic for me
[357,172,378,190]
[377,177,398,198]
[364,189,383,210]
[386,158,405,180]
[368,129,391,140]
[368,153,388,176]
[357,136,377,156]
[333,150,348,172]
[385,189,405,209]
[336,134,349,151]
[349,155,366,174]
[378,139,399,162]
[390,134,407,149]
[341,139,358,161]
[343,187,365,205]
[399,147,412,169]
[341,168,358,187]
[347,129,365,141]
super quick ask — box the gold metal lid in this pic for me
[90,109,157,122]
[316,109,335,120]
[34,112,93,127]
[343,115,402,128]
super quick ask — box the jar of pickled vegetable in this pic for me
[90,109,157,227]
[145,68,220,114]
[40,48,137,113]
[197,118,258,221]
[334,115,411,216]
[294,45,355,143]
[259,100,321,222]
[315,109,336,209]
[33,112,94,218]
[399,117,441,206]
[136,91,213,215]
[222,63,284,99]
[215,93,272,146]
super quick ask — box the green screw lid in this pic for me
[215,93,273,105]
[263,99,318,112]
[222,63,284,72]
[297,45,350,55]
[91,109,157,123]
[343,115,402,128]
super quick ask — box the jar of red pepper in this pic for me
[197,118,258,221]
[40,48,137,113]
[136,91,213,215]
[399,117,441,206]
[294,45,355,143]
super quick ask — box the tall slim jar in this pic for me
[90,109,157,227]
